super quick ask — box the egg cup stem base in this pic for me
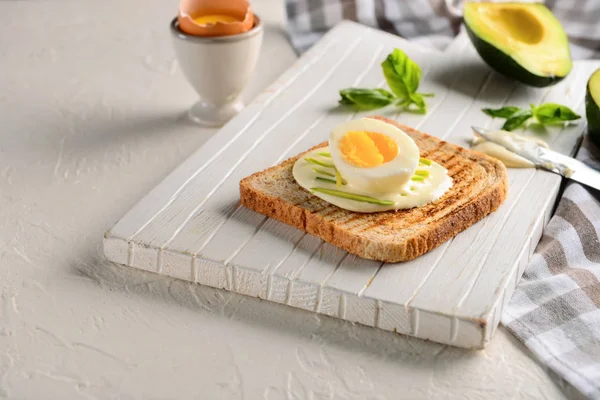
[187,99,245,127]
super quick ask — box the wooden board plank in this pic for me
[288,243,348,312]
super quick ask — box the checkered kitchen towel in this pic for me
[285,1,600,398]
[502,137,600,399]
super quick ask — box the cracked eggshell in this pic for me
[177,0,254,37]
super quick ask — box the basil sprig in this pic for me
[482,103,581,131]
[339,49,433,113]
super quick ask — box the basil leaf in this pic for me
[338,88,395,110]
[532,103,581,125]
[337,49,432,114]
[502,109,533,131]
[409,93,426,112]
[381,49,422,98]
[482,106,521,119]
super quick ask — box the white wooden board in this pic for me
[104,21,599,348]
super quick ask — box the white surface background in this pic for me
[0,0,571,398]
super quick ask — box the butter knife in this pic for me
[471,126,600,191]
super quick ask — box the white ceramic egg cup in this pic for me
[170,16,263,127]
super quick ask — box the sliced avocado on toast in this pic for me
[464,2,572,88]
[587,68,600,147]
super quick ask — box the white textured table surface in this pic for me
[0,0,570,398]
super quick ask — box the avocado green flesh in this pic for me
[464,3,572,87]
[586,68,600,146]
[589,68,600,106]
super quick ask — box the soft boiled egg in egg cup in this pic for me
[170,0,262,127]
[293,118,453,213]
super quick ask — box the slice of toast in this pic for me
[239,117,508,263]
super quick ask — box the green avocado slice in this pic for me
[586,68,600,147]
[464,2,572,88]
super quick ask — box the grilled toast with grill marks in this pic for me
[239,117,508,263]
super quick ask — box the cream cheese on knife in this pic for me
[470,130,549,169]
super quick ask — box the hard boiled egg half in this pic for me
[329,118,419,194]
[292,118,453,213]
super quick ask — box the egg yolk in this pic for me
[339,131,398,168]
[193,14,241,25]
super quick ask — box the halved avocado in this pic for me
[464,2,572,88]
[586,68,600,147]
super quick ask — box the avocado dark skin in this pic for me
[465,25,566,88]
[586,89,600,148]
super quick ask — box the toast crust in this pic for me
[239,117,508,263]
